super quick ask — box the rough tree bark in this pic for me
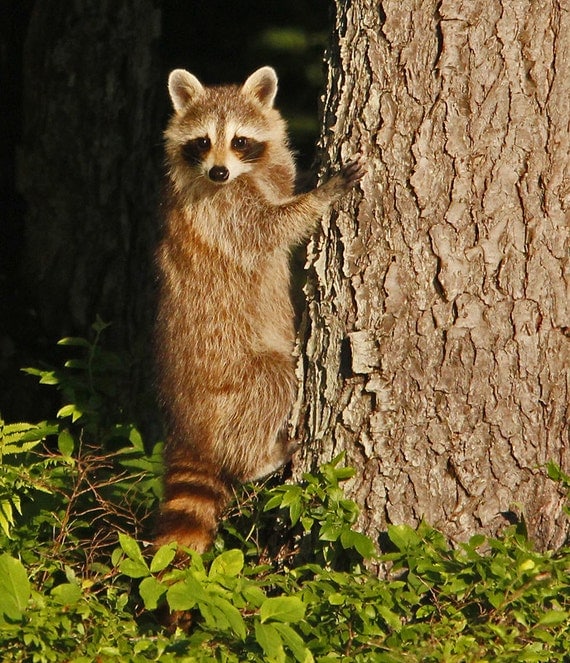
[292,0,569,550]
[18,0,162,354]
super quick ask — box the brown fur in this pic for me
[154,67,363,552]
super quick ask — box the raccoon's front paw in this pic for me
[321,157,365,198]
[339,158,365,187]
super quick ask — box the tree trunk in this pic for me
[18,0,162,354]
[292,0,569,550]
[16,0,163,429]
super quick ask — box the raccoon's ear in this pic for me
[242,67,278,108]
[168,69,205,113]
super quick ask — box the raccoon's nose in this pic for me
[209,165,229,182]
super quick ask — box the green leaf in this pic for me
[92,316,112,334]
[118,533,146,564]
[166,583,197,611]
[387,524,422,551]
[274,622,314,663]
[0,554,31,620]
[149,545,177,574]
[330,466,356,481]
[111,547,123,567]
[260,596,306,624]
[260,27,308,53]
[255,622,285,662]
[537,610,568,626]
[378,605,402,631]
[319,523,342,542]
[64,359,88,370]
[488,592,504,609]
[128,426,144,450]
[1,420,56,453]
[22,368,60,385]
[468,534,486,549]
[546,461,569,484]
[340,529,376,558]
[328,592,345,606]
[279,485,303,508]
[139,576,167,610]
[300,516,313,532]
[211,595,246,640]
[51,582,82,606]
[57,404,83,421]
[242,583,267,608]
[57,336,91,348]
[57,429,75,457]
[0,499,16,525]
[289,499,302,526]
[263,493,284,511]
[209,549,244,579]
[0,505,13,538]
[117,534,149,578]
[119,559,150,579]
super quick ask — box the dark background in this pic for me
[0,1,330,425]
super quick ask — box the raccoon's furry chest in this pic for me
[157,199,295,363]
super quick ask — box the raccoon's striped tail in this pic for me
[154,458,233,553]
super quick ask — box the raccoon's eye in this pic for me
[231,136,249,151]
[195,136,211,151]
[181,137,211,165]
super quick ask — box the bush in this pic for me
[1,324,569,661]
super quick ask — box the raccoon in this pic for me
[154,66,363,552]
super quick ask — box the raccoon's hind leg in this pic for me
[246,426,300,481]
[155,453,233,553]
[215,351,298,482]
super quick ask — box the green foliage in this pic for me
[547,461,570,518]
[0,419,59,538]
[1,327,570,661]
[262,460,377,564]
[23,316,132,433]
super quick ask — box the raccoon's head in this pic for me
[165,66,288,189]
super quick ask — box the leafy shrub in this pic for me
[1,325,569,661]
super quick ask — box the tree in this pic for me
[17,1,162,353]
[292,0,569,550]
[15,0,163,424]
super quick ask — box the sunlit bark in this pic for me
[293,0,569,549]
